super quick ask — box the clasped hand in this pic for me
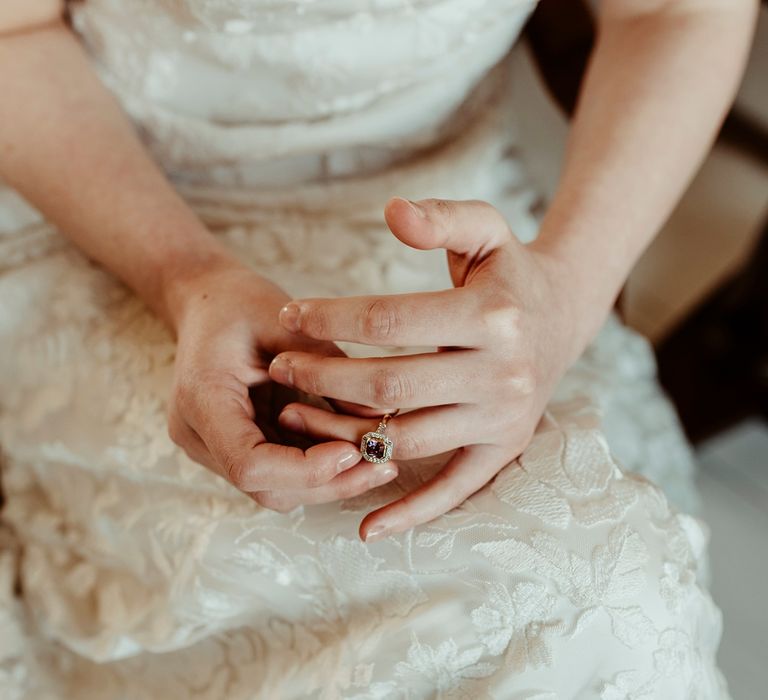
[167,197,582,542]
[267,197,580,541]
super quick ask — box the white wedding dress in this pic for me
[0,1,729,698]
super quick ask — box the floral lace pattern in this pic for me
[0,0,726,697]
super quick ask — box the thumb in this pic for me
[383,197,511,258]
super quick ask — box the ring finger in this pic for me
[278,402,487,460]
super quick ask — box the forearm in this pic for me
[533,0,757,347]
[0,21,234,329]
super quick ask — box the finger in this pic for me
[278,288,481,348]
[327,400,383,419]
[384,196,511,258]
[279,402,484,460]
[269,350,482,410]
[265,319,349,360]
[252,459,399,512]
[359,444,513,541]
[185,385,362,492]
[168,416,219,471]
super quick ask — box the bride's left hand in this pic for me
[269,197,591,541]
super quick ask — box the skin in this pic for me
[0,1,757,541]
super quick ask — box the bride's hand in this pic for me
[165,259,400,507]
[269,197,592,540]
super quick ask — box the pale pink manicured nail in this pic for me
[279,303,302,333]
[364,524,389,542]
[269,355,294,386]
[280,409,304,433]
[337,451,360,472]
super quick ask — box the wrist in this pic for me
[155,241,244,335]
[528,233,622,359]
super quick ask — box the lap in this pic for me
[0,246,725,698]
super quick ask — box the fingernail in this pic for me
[406,199,427,218]
[269,355,294,386]
[370,464,397,487]
[279,303,302,333]
[337,450,360,472]
[280,409,304,433]
[364,524,389,542]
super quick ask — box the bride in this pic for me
[0,0,756,697]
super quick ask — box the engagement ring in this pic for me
[360,410,398,463]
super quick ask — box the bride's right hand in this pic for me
[164,258,399,508]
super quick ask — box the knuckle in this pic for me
[172,379,195,411]
[395,430,425,459]
[303,463,329,488]
[478,199,508,229]
[481,304,521,342]
[332,478,360,501]
[476,198,497,212]
[166,417,185,447]
[324,479,356,503]
[250,491,267,507]
[182,446,202,465]
[432,198,457,226]
[514,362,538,396]
[172,371,217,419]
[485,413,509,437]
[370,368,412,407]
[256,491,295,513]
[294,362,323,396]
[335,485,357,501]
[302,306,329,338]
[361,298,403,343]
[499,361,537,397]
[223,455,251,490]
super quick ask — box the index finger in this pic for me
[278,289,482,348]
[189,390,362,492]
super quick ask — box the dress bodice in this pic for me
[71,0,538,186]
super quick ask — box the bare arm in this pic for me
[534,0,758,348]
[267,0,759,538]
[0,11,375,503]
[0,15,232,329]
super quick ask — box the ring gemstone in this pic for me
[360,431,393,463]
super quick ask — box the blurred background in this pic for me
[517,3,768,698]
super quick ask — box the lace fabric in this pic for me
[0,0,725,697]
